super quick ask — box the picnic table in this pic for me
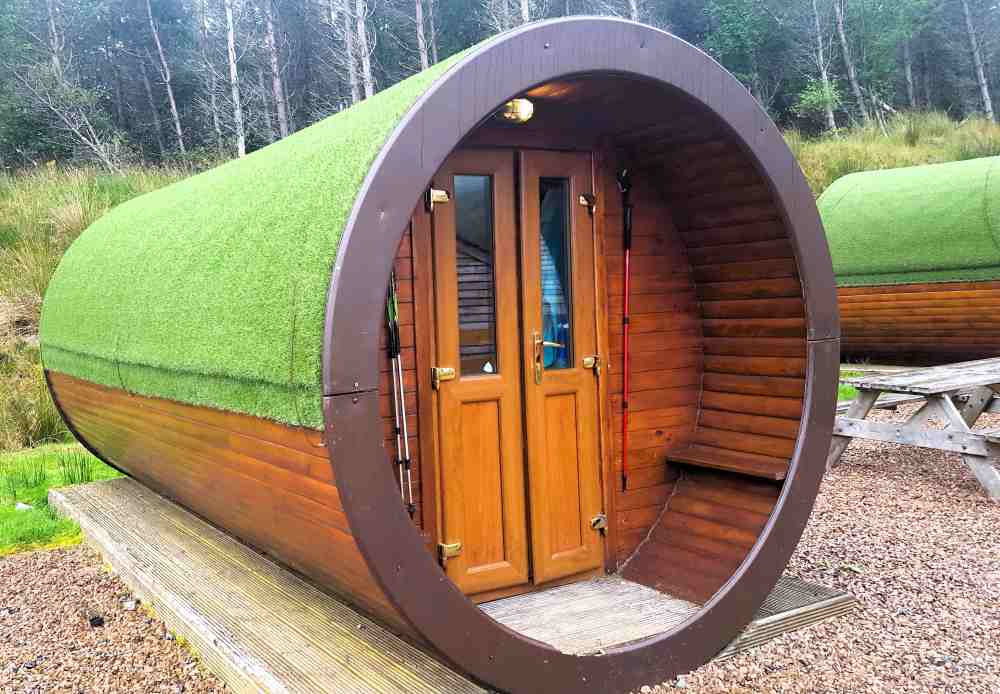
[828,357,1000,501]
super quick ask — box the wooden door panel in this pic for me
[431,150,529,595]
[520,150,605,584]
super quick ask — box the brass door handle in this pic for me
[532,333,565,384]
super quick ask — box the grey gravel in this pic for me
[0,545,224,693]
[637,404,1000,694]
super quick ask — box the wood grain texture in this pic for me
[48,370,410,633]
[838,281,1000,362]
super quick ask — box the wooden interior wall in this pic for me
[47,371,411,633]
[379,229,427,532]
[617,126,808,603]
[839,280,1000,362]
[598,158,702,567]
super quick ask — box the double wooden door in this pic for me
[429,149,604,597]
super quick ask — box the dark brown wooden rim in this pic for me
[322,17,840,692]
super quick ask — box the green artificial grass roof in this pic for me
[41,53,465,430]
[819,156,1000,287]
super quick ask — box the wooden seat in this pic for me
[667,444,788,481]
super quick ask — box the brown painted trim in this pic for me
[322,18,840,692]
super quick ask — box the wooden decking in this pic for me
[51,478,858,693]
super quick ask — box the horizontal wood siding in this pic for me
[380,230,427,530]
[622,468,780,603]
[48,371,410,634]
[601,161,701,566]
[839,281,1000,362]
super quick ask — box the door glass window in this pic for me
[539,178,572,369]
[454,174,499,375]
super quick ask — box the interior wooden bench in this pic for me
[666,445,788,481]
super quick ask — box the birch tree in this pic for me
[811,0,838,130]
[832,0,869,123]
[262,0,290,137]
[355,0,374,98]
[223,0,246,156]
[414,0,429,70]
[959,0,995,121]
[145,0,186,152]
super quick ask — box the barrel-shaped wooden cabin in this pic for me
[42,19,838,693]
[822,156,1000,363]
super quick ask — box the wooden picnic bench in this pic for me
[828,357,1000,501]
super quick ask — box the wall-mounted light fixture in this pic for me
[500,98,534,123]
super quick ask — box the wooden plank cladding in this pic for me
[46,371,410,634]
[623,468,779,603]
[839,280,1000,362]
[600,158,701,566]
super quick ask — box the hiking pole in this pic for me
[386,271,416,517]
[617,169,633,493]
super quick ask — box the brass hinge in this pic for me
[438,541,463,561]
[431,366,456,390]
[578,192,597,216]
[582,354,601,377]
[425,187,450,213]
[590,513,608,535]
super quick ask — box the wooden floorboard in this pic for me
[50,478,859,692]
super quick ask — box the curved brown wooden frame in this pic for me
[322,17,839,692]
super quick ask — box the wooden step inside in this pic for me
[667,444,788,480]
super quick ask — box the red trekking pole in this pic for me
[617,169,633,492]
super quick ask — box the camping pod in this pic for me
[41,19,838,693]
[822,156,1000,363]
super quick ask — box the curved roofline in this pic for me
[322,17,838,691]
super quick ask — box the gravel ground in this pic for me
[2,404,998,693]
[642,404,1000,694]
[1,545,224,693]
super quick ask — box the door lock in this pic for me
[582,354,601,377]
[578,193,597,216]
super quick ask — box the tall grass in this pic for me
[0,164,194,453]
[58,449,95,485]
[793,111,1000,194]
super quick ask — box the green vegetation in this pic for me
[788,112,1000,195]
[838,370,862,403]
[0,444,120,555]
[0,165,189,453]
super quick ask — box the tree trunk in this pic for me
[833,0,870,123]
[520,0,530,23]
[356,0,375,98]
[903,40,917,109]
[263,0,291,137]
[45,0,62,77]
[627,0,638,22]
[960,0,995,121]
[922,50,932,109]
[146,0,185,153]
[139,54,166,156]
[198,6,224,154]
[336,0,361,104]
[812,0,838,131]
[415,0,429,71]
[224,0,247,157]
[258,67,276,143]
[427,0,438,64]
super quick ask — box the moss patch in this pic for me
[819,156,1000,287]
